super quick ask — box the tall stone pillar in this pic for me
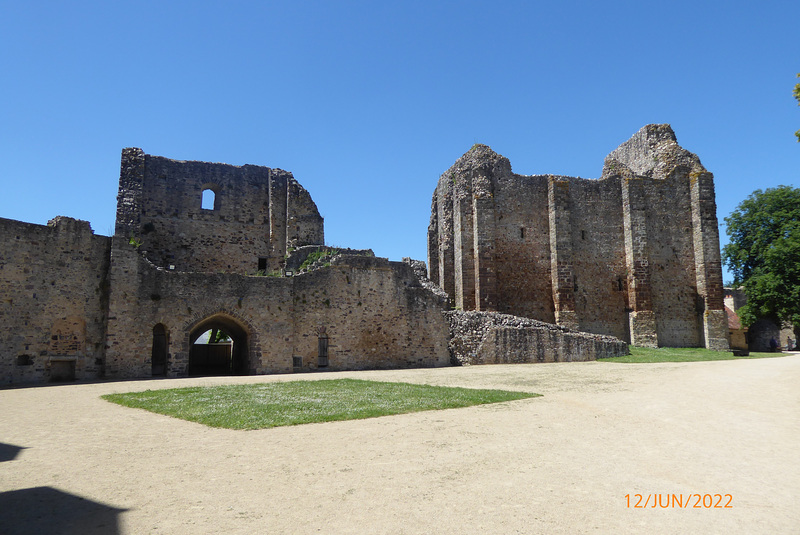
[115,148,145,237]
[689,170,729,350]
[427,197,440,285]
[621,176,658,347]
[268,170,288,271]
[453,186,476,310]
[436,182,456,301]
[548,177,579,330]
[473,184,497,311]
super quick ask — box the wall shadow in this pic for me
[0,442,26,462]
[0,487,126,535]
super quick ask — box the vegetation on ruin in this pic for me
[600,346,783,363]
[252,269,282,277]
[299,248,339,271]
[722,185,800,339]
[102,379,539,430]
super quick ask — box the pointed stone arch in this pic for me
[179,310,261,377]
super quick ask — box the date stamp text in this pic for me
[625,494,733,509]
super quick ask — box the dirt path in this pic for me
[2,355,799,534]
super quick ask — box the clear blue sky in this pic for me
[1,1,798,281]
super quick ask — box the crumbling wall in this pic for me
[290,256,450,371]
[4,133,729,387]
[284,245,374,274]
[447,311,628,365]
[604,124,727,349]
[100,148,451,382]
[104,237,293,378]
[115,149,324,276]
[104,245,450,379]
[429,125,729,350]
[0,217,110,384]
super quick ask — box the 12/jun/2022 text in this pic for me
[625,494,733,509]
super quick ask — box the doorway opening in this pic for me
[188,315,249,376]
[152,323,168,376]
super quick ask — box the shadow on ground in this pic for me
[0,487,127,535]
[0,442,26,462]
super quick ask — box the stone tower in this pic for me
[428,125,729,349]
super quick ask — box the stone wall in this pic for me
[429,125,729,350]
[292,256,450,371]
[605,125,727,350]
[103,243,451,379]
[4,136,718,386]
[447,311,629,365]
[116,149,324,275]
[0,217,110,384]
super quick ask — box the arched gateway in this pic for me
[187,314,251,376]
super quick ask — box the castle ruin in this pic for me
[1,125,725,385]
[428,124,728,350]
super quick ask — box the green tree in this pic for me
[723,186,800,338]
[795,73,800,141]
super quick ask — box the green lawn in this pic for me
[600,346,784,363]
[102,378,539,430]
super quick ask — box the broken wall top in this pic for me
[434,124,709,195]
[114,148,324,274]
[602,124,709,180]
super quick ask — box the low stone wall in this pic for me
[447,311,628,365]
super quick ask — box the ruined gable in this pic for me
[116,148,324,275]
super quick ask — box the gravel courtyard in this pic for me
[1,354,798,534]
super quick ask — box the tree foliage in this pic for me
[723,186,800,329]
[207,328,231,344]
[795,73,800,142]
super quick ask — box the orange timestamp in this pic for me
[625,493,733,509]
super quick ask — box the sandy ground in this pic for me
[1,354,799,535]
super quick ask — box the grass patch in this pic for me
[102,378,539,430]
[600,346,784,363]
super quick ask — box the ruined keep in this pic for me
[428,124,729,350]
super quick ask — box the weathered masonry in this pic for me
[428,124,729,350]
[1,139,641,386]
[1,151,453,385]
[116,148,324,275]
[0,216,111,383]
